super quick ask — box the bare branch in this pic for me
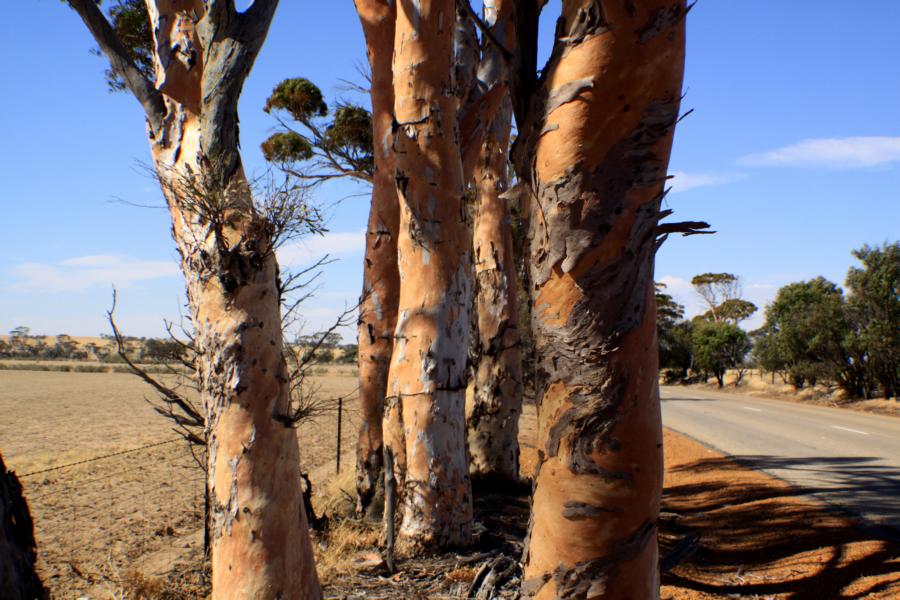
[457,0,513,63]
[656,220,714,237]
[278,304,358,427]
[107,291,204,432]
[235,0,280,43]
[66,0,166,133]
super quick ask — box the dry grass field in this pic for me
[674,369,900,418]
[0,365,359,599]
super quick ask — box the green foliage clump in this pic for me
[264,78,328,122]
[261,132,314,163]
[262,77,374,182]
[753,277,852,391]
[104,0,154,92]
[691,321,751,388]
[655,284,693,380]
[751,244,899,400]
[713,298,758,324]
[846,243,900,399]
[691,272,757,324]
[325,106,372,153]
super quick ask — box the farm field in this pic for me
[2,367,898,598]
[0,366,360,598]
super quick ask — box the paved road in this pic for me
[661,386,900,534]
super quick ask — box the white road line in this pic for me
[742,406,762,412]
[830,425,869,436]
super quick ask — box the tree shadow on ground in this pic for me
[661,454,900,598]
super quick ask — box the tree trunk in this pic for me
[384,0,473,551]
[70,2,321,597]
[353,0,401,520]
[467,0,523,484]
[520,1,686,597]
[0,453,45,600]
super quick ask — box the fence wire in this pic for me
[16,384,359,599]
[18,438,206,599]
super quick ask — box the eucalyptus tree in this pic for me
[347,0,524,518]
[691,272,757,324]
[846,242,900,399]
[349,0,403,519]
[259,62,401,518]
[508,1,692,596]
[464,0,525,485]
[65,1,320,596]
[381,0,474,550]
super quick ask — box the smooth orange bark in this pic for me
[521,1,687,597]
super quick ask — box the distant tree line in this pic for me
[658,242,899,400]
[0,327,358,366]
[657,273,756,388]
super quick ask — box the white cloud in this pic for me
[739,136,900,169]
[60,255,127,267]
[278,230,365,267]
[657,275,704,317]
[668,170,747,193]
[8,255,179,293]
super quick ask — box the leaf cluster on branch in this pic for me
[263,78,374,185]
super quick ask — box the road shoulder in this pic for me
[662,382,900,420]
[661,428,899,599]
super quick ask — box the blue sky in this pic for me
[1,1,898,339]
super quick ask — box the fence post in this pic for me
[336,396,343,474]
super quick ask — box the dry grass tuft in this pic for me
[314,519,382,585]
[312,467,358,520]
[444,565,479,584]
[118,560,210,599]
[121,568,166,599]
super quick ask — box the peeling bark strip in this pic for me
[353,0,401,519]
[68,2,321,598]
[521,1,686,598]
[466,0,524,484]
[384,0,473,550]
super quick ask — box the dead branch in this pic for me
[107,291,204,441]
[279,304,359,427]
[457,0,513,63]
[656,220,715,237]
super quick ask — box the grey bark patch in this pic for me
[562,501,625,520]
[623,0,638,18]
[544,78,595,117]
[532,98,680,287]
[551,520,656,598]
[637,3,687,44]
[559,0,611,45]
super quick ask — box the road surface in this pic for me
[661,386,900,534]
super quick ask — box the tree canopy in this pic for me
[262,77,374,184]
[692,321,750,387]
[845,242,900,398]
[691,272,757,324]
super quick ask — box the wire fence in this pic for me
[14,381,360,599]
[18,438,207,598]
